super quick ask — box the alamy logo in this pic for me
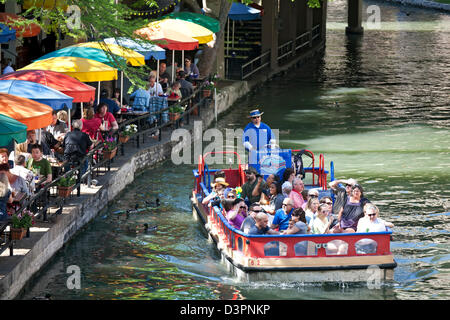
[366,5,381,30]
[66,5,81,30]
[66,265,81,290]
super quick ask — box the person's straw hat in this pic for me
[248,109,264,118]
[211,177,229,187]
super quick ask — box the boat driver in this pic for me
[242,109,276,165]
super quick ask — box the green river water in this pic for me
[19,0,449,300]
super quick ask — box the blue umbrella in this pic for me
[0,23,16,43]
[228,2,261,21]
[103,37,166,60]
[0,79,73,110]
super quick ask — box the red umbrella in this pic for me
[0,70,95,103]
[0,12,41,38]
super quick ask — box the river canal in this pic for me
[19,1,449,300]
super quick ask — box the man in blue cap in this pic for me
[242,109,275,152]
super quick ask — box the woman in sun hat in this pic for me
[201,177,229,205]
[242,108,276,159]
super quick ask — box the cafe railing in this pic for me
[241,50,271,80]
[5,79,211,247]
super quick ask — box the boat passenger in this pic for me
[302,188,319,209]
[202,177,228,205]
[282,208,309,235]
[242,109,275,156]
[261,181,285,215]
[332,184,370,233]
[241,166,266,205]
[248,212,279,235]
[259,173,279,204]
[281,181,292,198]
[289,178,305,209]
[311,204,335,234]
[240,203,263,234]
[271,198,294,231]
[221,198,234,213]
[224,188,237,201]
[214,170,226,180]
[304,197,320,225]
[357,203,394,233]
[281,168,295,186]
[328,178,358,216]
[226,198,248,229]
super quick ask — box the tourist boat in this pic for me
[191,149,397,282]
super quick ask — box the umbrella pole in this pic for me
[171,50,175,83]
[121,71,124,107]
[97,81,101,104]
[68,109,71,131]
[182,50,184,71]
[156,60,159,84]
[81,102,84,119]
[232,20,235,49]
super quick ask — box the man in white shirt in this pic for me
[10,154,35,192]
[147,74,163,97]
[357,203,394,233]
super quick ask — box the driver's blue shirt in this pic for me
[242,121,275,151]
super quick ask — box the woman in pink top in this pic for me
[94,102,118,133]
[226,198,248,229]
[82,107,102,141]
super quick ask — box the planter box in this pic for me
[202,89,211,98]
[169,112,181,122]
[57,185,74,198]
[10,228,26,240]
[103,147,117,160]
[119,135,130,144]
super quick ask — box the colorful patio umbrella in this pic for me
[0,93,53,130]
[69,42,145,67]
[0,113,27,147]
[34,46,126,68]
[103,37,166,60]
[18,57,118,108]
[143,18,214,45]
[165,11,220,33]
[0,79,73,110]
[0,70,95,103]
[18,56,118,82]
[0,23,16,43]
[0,12,41,38]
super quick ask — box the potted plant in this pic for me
[202,74,219,98]
[103,136,118,160]
[202,80,215,98]
[119,124,138,143]
[57,175,76,198]
[169,105,184,122]
[10,209,34,240]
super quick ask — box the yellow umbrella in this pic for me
[69,42,145,108]
[70,42,145,67]
[18,56,118,82]
[18,56,118,112]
